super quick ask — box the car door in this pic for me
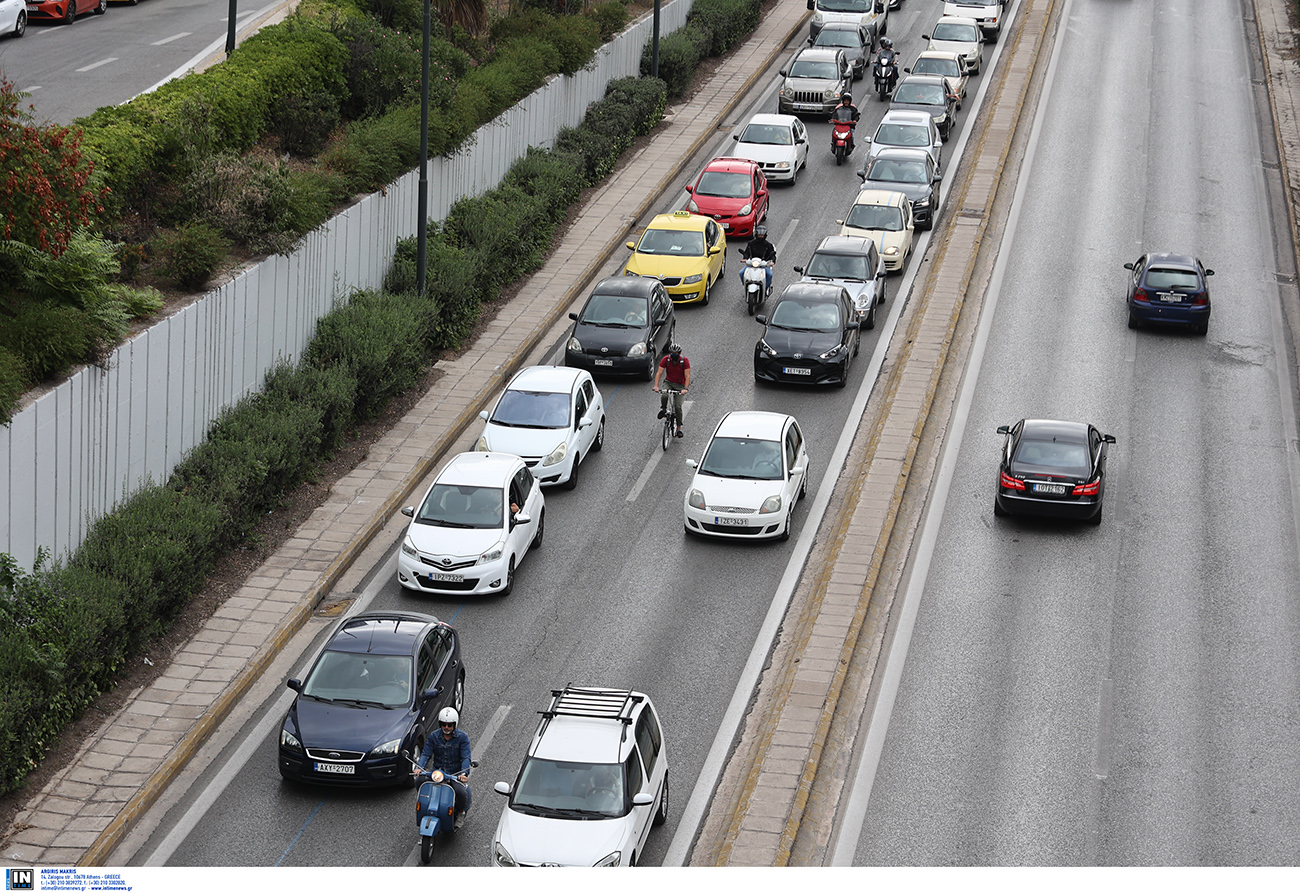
[866,242,884,302]
[416,628,455,735]
[784,420,807,504]
[508,464,537,554]
[705,220,724,283]
[651,287,673,353]
[793,118,809,169]
[754,168,769,222]
[626,739,655,854]
[571,384,589,456]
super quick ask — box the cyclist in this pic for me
[653,343,690,438]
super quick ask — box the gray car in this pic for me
[857,147,943,230]
[779,47,852,117]
[809,22,872,80]
[888,74,959,141]
[792,235,887,329]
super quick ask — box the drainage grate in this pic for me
[1274,272,1295,285]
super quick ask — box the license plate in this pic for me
[783,367,812,376]
[1032,483,1067,495]
[794,103,821,111]
[315,762,355,775]
[593,358,614,366]
[1157,292,1182,303]
[722,222,731,229]
[714,517,748,526]
[426,573,464,583]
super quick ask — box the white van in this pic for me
[807,0,887,46]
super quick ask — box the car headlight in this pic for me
[823,87,839,101]
[775,161,791,170]
[781,85,794,98]
[542,441,568,467]
[883,246,899,256]
[915,197,931,208]
[567,335,582,353]
[624,268,640,277]
[820,344,843,360]
[689,489,707,509]
[479,542,505,564]
[688,199,699,213]
[681,273,703,284]
[401,538,418,558]
[494,842,517,867]
[280,728,302,751]
[475,434,490,451]
[627,341,648,358]
[739,203,753,216]
[371,737,402,757]
[758,339,776,358]
[594,852,622,867]
[760,495,783,514]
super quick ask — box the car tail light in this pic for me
[1132,287,1150,302]
[999,471,1024,491]
[1189,293,1208,305]
[1073,479,1100,497]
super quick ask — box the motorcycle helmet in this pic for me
[879,37,893,51]
[754,224,768,240]
[438,706,459,727]
[841,92,852,106]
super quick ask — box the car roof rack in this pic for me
[541,685,642,725]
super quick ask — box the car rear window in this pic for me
[1013,439,1089,474]
[1144,268,1201,290]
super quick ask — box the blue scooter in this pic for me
[407,753,476,864]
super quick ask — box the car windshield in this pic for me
[580,293,647,327]
[867,158,929,184]
[815,30,862,49]
[1145,267,1201,290]
[417,484,505,529]
[695,171,752,198]
[770,298,843,331]
[894,84,945,106]
[510,758,628,818]
[699,436,785,481]
[491,389,570,428]
[874,123,931,148]
[303,651,412,707]
[636,227,705,256]
[818,0,868,10]
[805,251,870,279]
[932,23,979,41]
[1013,438,1090,475]
[914,58,959,78]
[790,60,840,79]
[740,123,793,146]
[846,203,904,232]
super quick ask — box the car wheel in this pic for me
[993,498,1008,517]
[863,301,875,332]
[780,512,792,541]
[530,509,544,549]
[501,556,515,596]
[563,453,580,490]
[406,736,425,788]
[800,471,808,499]
[94,0,107,14]
[14,11,25,37]
[1127,312,1140,330]
[453,676,465,715]
[591,416,605,452]
[653,777,669,826]
[837,353,850,388]
[790,160,798,186]
[643,347,657,382]
[62,2,75,24]
[701,275,711,306]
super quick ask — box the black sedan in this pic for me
[753,282,860,388]
[565,276,676,380]
[1124,252,1215,335]
[278,611,465,787]
[888,74,959,141]
[993,419,1116,526]
[858,147,943,230]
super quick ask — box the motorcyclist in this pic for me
[739,224,776,294]
[830,93,860,154]
[414,706,472,829]
[874,36,898,94]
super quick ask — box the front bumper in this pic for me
[566,349,654,377]
[754,354,850,386]
[397,551,513,595]
[278,746,409,787]
[684,504,788,540]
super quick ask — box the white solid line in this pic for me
[151,32,193,47]
[625,400,693,502]
[76,58,118,73]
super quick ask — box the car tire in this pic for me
[13,11,25,37]
[453,676,465,716]
[406,736,425,788]
[592,416,605,452]
[837,353,850,388]
[790,160,798,186]
[863,301,875,331]
[530,509,544,550]
[1196,321,1209,336]
[501,556,515,596]
[563,453,580,490]
[780,512,792,541]
[644,348,657,382]
[800,471,808,499]
[62,1,75,24]
[653,777,669,826]
[1127,312,1140,330]
[993,498,1008,517]
[94,0,106,14]
[701,275,711,306]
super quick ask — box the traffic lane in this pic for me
[2,0,276,123]
[854,0,1300,864]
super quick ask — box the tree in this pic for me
[0,76,106,257]
[438,0,487,34]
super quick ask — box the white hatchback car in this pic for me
[476,366,605,490]
[729,113,810,184]
[867,108,943,170]
[397,452,543,597]
[492,686,668,867]
[923,16,983,74]
[684,411,810,541]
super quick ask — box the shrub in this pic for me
[322,103,426,193]
[489,9,603,75]
[153,223,229,290]
[0,347,28,425]
[585,0,630,41]
[688,0,761,55]
[330,15,427,120]
[644,25,710,97]
[273,91,342,157]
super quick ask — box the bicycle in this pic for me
[657,387,685,451]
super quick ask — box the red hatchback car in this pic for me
[685,157,769,239]
[27,0,105,24]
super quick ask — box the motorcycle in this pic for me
[407,753,477,864]
[739,252,773,316]
[873,49,898,101]
[830,106,856,166]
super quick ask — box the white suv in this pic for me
[491,686,668,867]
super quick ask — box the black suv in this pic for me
[278,611,465,787]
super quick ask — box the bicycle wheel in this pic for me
[662,412,672,451]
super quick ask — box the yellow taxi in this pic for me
[623,210,727,305]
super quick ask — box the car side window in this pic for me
[706,221,719,246]
[582,380,595,406]
[867,243,879,272]
[417,636,436,691]
[634,709,662,777]
[625,745,646,795]
[575,389,589,427]
[513,466,533,503]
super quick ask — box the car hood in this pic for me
[929,38,978,56]
[691,474,783,510]
[760,325,843,355]
[691,194,753,216]
[480,422,567,459]
[287,697,413,753]
[494,807,630,866]
[572,321,649,352]
[407,522,502,559]
[797,275,873,308]
[863,179,932,203]
[840,224,909,259]
[625,255,709,280]
[786,76,838,91]
[733,142,799,167]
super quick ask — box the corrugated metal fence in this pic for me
[0,2,693,571]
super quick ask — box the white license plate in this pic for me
[794,103,822,111]
[1032,483,1067,495]
[714,517,748,526]
[427,572,464,583]
[593,358,614,366]
[783,367,812,376]
[315,762,355,775]
[1158,292,1182,303]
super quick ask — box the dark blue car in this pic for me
[1125,252,1215,335]
[278,611,464,787]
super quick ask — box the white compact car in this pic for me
[838,188,915,273]
[476,365,605,490]
[923,16,983,74]
[396,452,543,597]
[492,686,669,867]
[684,411,809,541]
[730,113,810,184]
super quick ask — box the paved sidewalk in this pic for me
[0,0,812,869]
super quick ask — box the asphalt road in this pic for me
[847,0,1300,864]
[120,1,1003,867]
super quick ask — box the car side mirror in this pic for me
[996,425,1010,435]
[791,464,807,476]
[513,512,531,525]
[933,171,943,181]
[633,793,654,807]
[793,265,805,274]
[287,678,303,692]
[733,133,740,141]
[755,315,767,325]
[479,410,490,420]
[835,219,845,226]
[1103,434,1117,444]
[401,505,415,517]
[626,241,637,250]
[806,0,814,8]
[686,458,699,468]
[495,782,513,796]
[1123,262,1135,271]
[780,68,789,77]
[579,417,593,429]
[857,170,866,181]
[569,312,578,321]
[422,686,440,701]
[709,245,721,255]
[1205,269,1215,276]
[903,67,912,74]
[685,184,694,194]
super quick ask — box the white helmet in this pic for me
[438,706,459,726]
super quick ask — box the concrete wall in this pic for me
[0,1,693,571]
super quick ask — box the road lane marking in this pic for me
[151,32,193,46]
[625,400,693,503]
[76,58,118,73]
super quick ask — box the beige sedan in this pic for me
[837,189,915,273]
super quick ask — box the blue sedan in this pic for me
[1125,252,1215,335]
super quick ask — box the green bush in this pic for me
[323,102,425,193]
[0,302,101,382]
[644,26,710,98]
[0,347,28,426]
[274,91,342,157]
[687,0,762,55]
[330,15,426,120]
[490,9,603,75]
[585,0,630,41]
[153,222,229,290]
